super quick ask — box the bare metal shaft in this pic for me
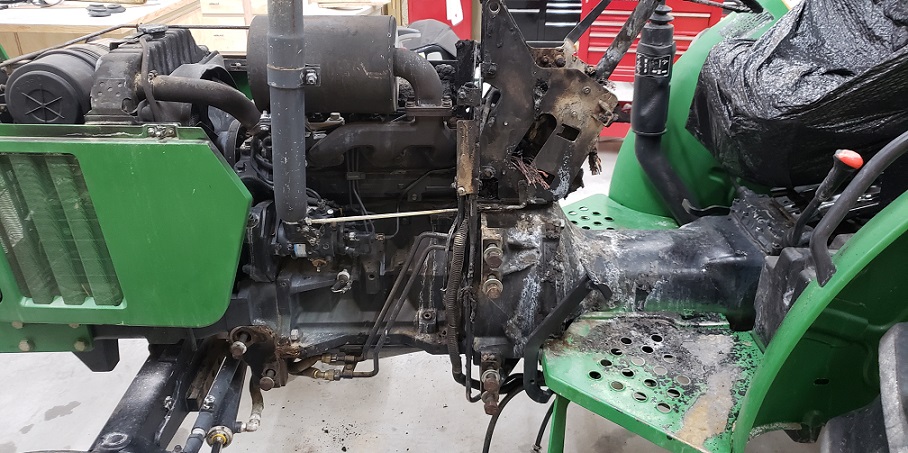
[305,209,458,224]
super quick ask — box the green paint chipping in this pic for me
[543,314,762,453]
[561,194,676,231]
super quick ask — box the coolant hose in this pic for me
[393,47,444,106]
[445,222,468,379]
[149,75,261,130]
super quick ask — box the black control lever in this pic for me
[785,149,864,247]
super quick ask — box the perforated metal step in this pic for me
[542,313,762,453]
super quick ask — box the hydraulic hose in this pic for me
[149,75,261,130]
[445,222,468,382]
[392,47,444,106]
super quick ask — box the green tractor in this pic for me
[0,0,905,451]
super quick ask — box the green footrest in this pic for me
[542,314,762,453]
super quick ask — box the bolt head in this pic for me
[259,376,275,391]
[229,341,247,358]
[482,277,504,299]
[10,321,23,329]
[18,339,32,352]
[73,339,88,352]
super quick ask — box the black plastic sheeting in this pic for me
[687,0,908,187]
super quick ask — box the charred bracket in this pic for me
[522,275,610,403]
[456,120,478,195]
[478,0,618,203]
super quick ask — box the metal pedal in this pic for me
[542,313,762,452]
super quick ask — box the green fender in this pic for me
[733,190,908,448]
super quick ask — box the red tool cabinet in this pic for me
[577,0,723,81]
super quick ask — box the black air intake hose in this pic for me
[632,2,697,224]
[150,75,261,130]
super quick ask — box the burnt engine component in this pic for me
[5,43,108,124]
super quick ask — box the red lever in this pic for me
[835,149,864,170]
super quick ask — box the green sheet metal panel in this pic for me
[0,124,251,328]
[543,314,762,453]
[732,190,908,450]
[562,194,676,231]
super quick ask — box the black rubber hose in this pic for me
[811,129,908,286]
[631,2,698,225]
[445,222,468,381]
[150,75,261,130]
[533,402,556,452]
[393,47,444,106]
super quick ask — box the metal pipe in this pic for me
[392,47,444,106]
[811,129,908,286]
[631,2,698,224]
[360,232,447,358]
[243,378,265,433]
[150,75,261,129]
[306,208,458,224]
[594,0,661,79]
[564,0,613,49]
[268,0,308,222]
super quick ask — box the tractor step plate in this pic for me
[542,313,762,453]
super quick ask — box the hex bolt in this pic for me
[289,329,300,342]
[73,339,88,352]
[457,186,467,196]
[305,72,318,85]
[10,321,23,329]
[483,244,504,269]
[18,339,33,352]
[482,276,504,299]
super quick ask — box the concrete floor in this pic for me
[0,147,821,453]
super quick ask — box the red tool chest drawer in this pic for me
[578,0,723,82]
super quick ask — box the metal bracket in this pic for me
[522,275,608,403]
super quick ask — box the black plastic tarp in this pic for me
[687,0,908,187]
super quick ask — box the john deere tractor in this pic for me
[1,0,906,451]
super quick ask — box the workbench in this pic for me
[0,0,387,57]
[0,0,197,56]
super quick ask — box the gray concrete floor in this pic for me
[0,147,820,453]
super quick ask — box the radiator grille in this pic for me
[0,153,122,306]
